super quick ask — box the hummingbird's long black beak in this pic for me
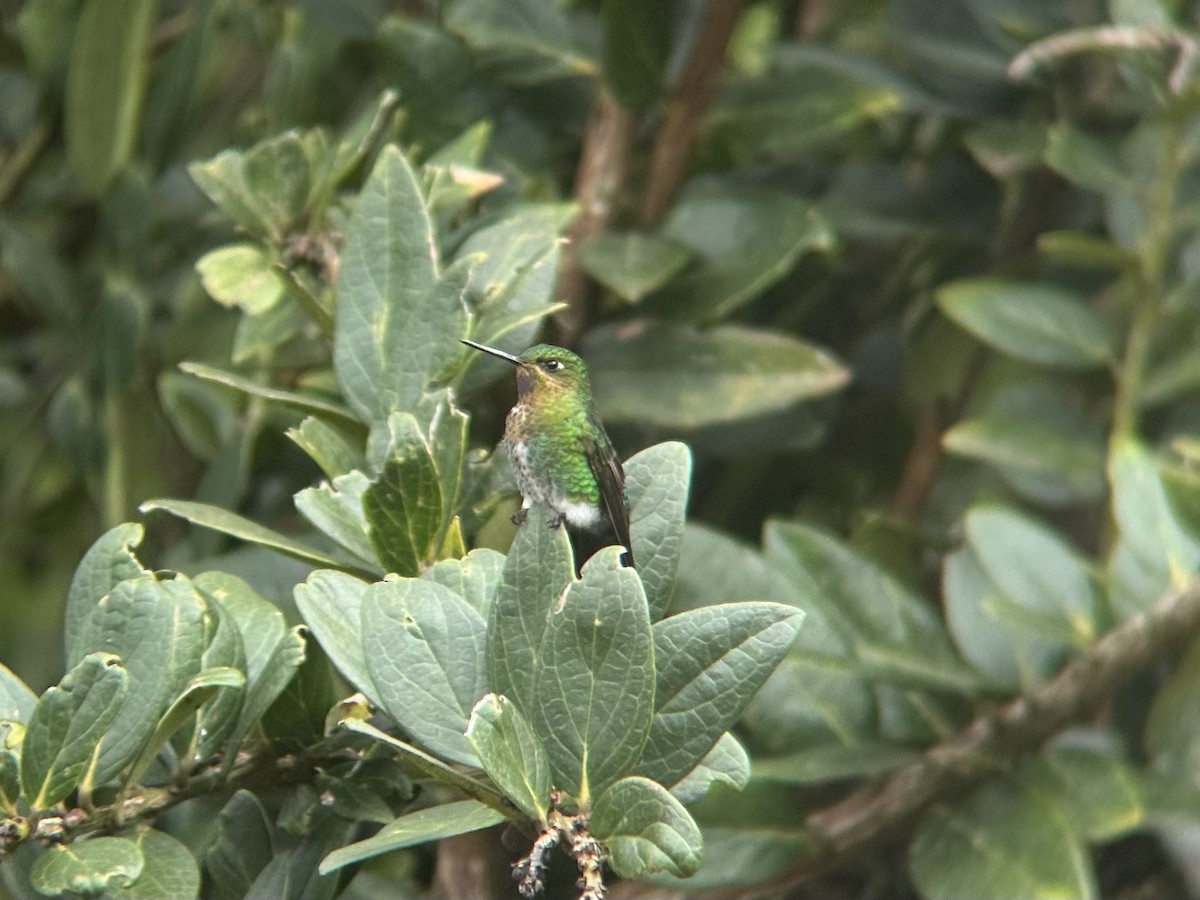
[461,339,522,366]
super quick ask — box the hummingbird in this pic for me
[461,340,635,568]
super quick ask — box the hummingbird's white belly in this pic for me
[507,440,602,530]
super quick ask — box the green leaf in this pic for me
[535,548,654,803]
[362,417,444,576]
[0,663,38,723]
[423,121,500,222]
[420,548,507,616]
[16,0,84,87]
[65,523,147,669]
[591,776,703,879]
[645,779,807,889]
[157,370,239,462]
[1107,437,1200,618]
[76,576,206,784]
[1027,739,1144,843]
[765,521,964,684]
[195,573,307,748]
[1036,231,1135,270]
[294,471,380,569]
[654,185,835,322]
[137,0,214,169]
[363,578,487,767]
[286,417,367,479]
[233,293,308,362]
[196,244,285,315]
[0,749,20,815]
[1147,630,1200,785]
[64,0,157,195]
[943,504,1099,691]
[964,505,1099,646]
[936,279,1116,369]
[456,206,566,392]
[0,218,78,326]
[241,130,321,232]
[261,634,338,752]
[189,149,274,238]
[636,602,803,788]
[942,415,1105,503]
[140,498,354,571]
[48,377,104,479]
[192,603,248,764]
[600,0,668,109]
[1142,346,1200,409]
[107,828,200,900]
[944,548,1066,690]
[584,323,850,429]
[334,145,468,421]
[201,790,275,900]
[243,819,354,900]
[466,693,551,823]
[178,362,359,428]
[963,120,1047,179]
[758,522,977,747]
[21,653,128,810]
[293,570,378,702]
[338,719,507,810]
[1044,125,1134,197]
[30,836,144,897]
[678,524,874,751]
[95,286,146,394]
[909,779,1097,900]
[487,514,575,717]
[319,799,507,874]
[709,58,908,163]
[752,741,917,785]
[416,391,470,531]
[668,732,751,805]
[124,667,245,788]
[577,232,690,303]
[624,442,691,620]
[444,0,594,83]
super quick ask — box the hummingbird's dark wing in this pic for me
[582,435,635,568]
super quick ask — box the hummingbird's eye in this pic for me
[541,359,564,373]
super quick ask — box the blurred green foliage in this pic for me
[3,0,1200,898]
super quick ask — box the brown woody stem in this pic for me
[638,0,745,228]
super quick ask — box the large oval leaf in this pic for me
[584,322,849,429]
[937,279,1115,369]
[636,602,803,788]
[534,548,654,803]
[65,0,157,195]
[363,578,487,766]
[334,145,468,421]
[910,779,1096,900]
[591,776,703,879]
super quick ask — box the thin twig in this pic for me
[891,349,986,521]
[1008,26,1199,95]
[638,0,745,228]
[554,87,637,348]
[613,577,1200,900]
[2,750,340,858]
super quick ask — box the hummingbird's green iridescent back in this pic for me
[460,341,634,566]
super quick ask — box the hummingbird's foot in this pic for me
[546,513,565,530]
[511,507,529,527]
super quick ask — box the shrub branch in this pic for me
[555,87,638,347]
[638,0,745,227]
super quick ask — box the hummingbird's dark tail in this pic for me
[568,527,635,575]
